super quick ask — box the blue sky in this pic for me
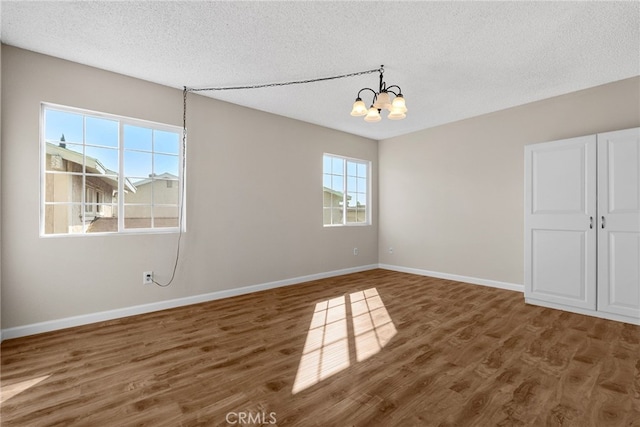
[45,108,180,178]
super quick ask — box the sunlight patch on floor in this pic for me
[292,296,349,394]
[350,288,397,362]
[1,375,51,404]
[292,288,396,394]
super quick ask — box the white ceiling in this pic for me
[1,1,639,140]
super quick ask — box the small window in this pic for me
[84,187,104,216]
[42,104,185,235]
[323,154,369,226]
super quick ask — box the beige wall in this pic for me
[378,76,640,285]
[1,46,378,329]
[3,43,637,333]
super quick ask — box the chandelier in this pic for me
[350,65,407,122]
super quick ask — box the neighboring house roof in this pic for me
[46,142,136,193]
[134,172,178,187]
[323,187,351,201]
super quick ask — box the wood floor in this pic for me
[2,269,639,426]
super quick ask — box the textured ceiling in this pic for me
[1,1,639,140]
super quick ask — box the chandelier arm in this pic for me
[357,87,378,103]
[385,85,402,96]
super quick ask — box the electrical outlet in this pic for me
[143,271,153,285]
[353,247,359,255]
[389,247,394,254]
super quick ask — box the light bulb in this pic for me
[364,106,381,122]
[350,98,367,116]
[391,94,407,113]
[373,92,392,110]
[388,110,406,120]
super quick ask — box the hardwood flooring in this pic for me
[2,269,639,426]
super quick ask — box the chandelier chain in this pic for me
[186,68,380,93]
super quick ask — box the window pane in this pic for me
[323,207,332,225]
[86,175,118,197]
[153,179,179,204]
[124,125,152,151]
[357,177,367,193]
[154,153,179,176]
[44,204,84,235]
[323,188,333,209]
[323,175,331,189]
[86,116,118,148]
[85,187,95,208]
[45,109,83,143]
[45,142,80,172]
[346,207,357,222]
[124,150,152,177]
[347,176,357,193]
[124,205,152,229]
[154,130,180,154]
[46,143,84,173]
[125,180,152,204]
[331,157,343,174]
[45,173,83,203]
[85,146,118,173]
[331,208,343,225]
[357,162,367,177]
[153,205,179,227]
[62,143,84,155]
[331,176,343,193]
[323,156,331,174]
[356,193,367,207]
[85,202,116,217]
[347,161,357,176]
[86,207,118,233]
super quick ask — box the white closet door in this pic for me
[525,135,597,309]
[597,128,640,318]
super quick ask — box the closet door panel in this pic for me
[608,232,640,307]
[525,135,597,309]
[598,128,640,318]
[531,230,588,300]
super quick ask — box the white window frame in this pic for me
[40,103,186,237]
[323,153,371,227]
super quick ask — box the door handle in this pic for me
[601,216,606,229]
[589,216,593,229]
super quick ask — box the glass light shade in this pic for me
[350,98,367,116]
[373,91,392,110]
[391,94,407,113]
[388,110,406,120]
[364,107,381,122]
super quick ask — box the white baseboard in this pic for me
[1,264,378,341]
[378,263,524,293]
[525,298,640,326]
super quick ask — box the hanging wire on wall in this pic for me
[151,88,189,288]
[155,67,380,287]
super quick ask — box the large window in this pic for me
[41,104,184,235]
[323,154,369,226]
